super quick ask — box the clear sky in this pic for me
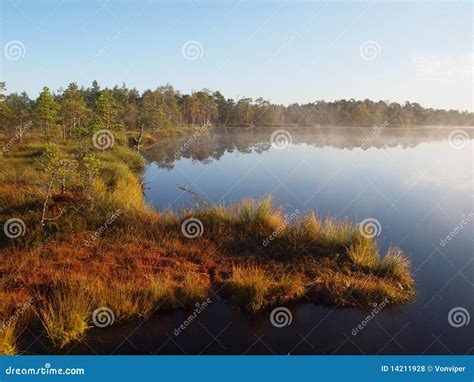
[1,0,472,111]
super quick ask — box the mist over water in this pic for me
[56,126,473,355]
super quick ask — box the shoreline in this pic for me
[0,132,415,354]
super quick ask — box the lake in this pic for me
[62,126,473,355]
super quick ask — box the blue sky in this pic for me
[1,0,472,111]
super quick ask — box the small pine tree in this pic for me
[34,87,59,143]
[95,90,117,130]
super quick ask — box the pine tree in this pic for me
[0,82,12,139]
[95,90,117,129]
[34,87,59,143]
[60,83,87,138]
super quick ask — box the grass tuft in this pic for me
[376,247,413,287]
[321,217,354,247]
[347,234,379,268]
[225,265,272,312]
[225,265,305,312]
[0,325,18,355]
[176,272,209,307]
[146,273,177,310]
[235,196,284,236]
[38,290,89,349]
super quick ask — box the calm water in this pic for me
[44,127,474,355]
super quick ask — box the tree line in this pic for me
[1,81,472,141]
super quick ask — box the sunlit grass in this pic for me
[236,196,283,234]
[321,217,354,247]
[37,290,90,349]
[225,265,305,312]
[347,234,379,268]
[225,265,272,312]
[176,272,209,307]
[146,273,177,309]
[289,212,322,241]
[0,324,18,355]
[375,247,413,287]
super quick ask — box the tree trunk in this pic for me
[135,124,144,152]
[41,178,54,227]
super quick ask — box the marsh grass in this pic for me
[321,217,354,247]
[235,196,283,236]
[146,273,177,309]
[271,274,306,302]
[84,271,207,322]
[348,235,413,288]
[0,324,18,355]
[176,272,209,307]
[288,212,321,241]
[1,133,415,353]
[178,196,283,241]
[37,290,90,349]
[89,286,146,322]
[225,266,272,312]
[0,136,146,249]
[348,234,379,268]
[375,247,413,287]
[225,265,305,312]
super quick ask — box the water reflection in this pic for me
[16,129,473,355]
[143,126,474,170]
[103,126,473,355]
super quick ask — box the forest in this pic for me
[1,81,472,143]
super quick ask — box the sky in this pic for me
[1,0,473,111]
